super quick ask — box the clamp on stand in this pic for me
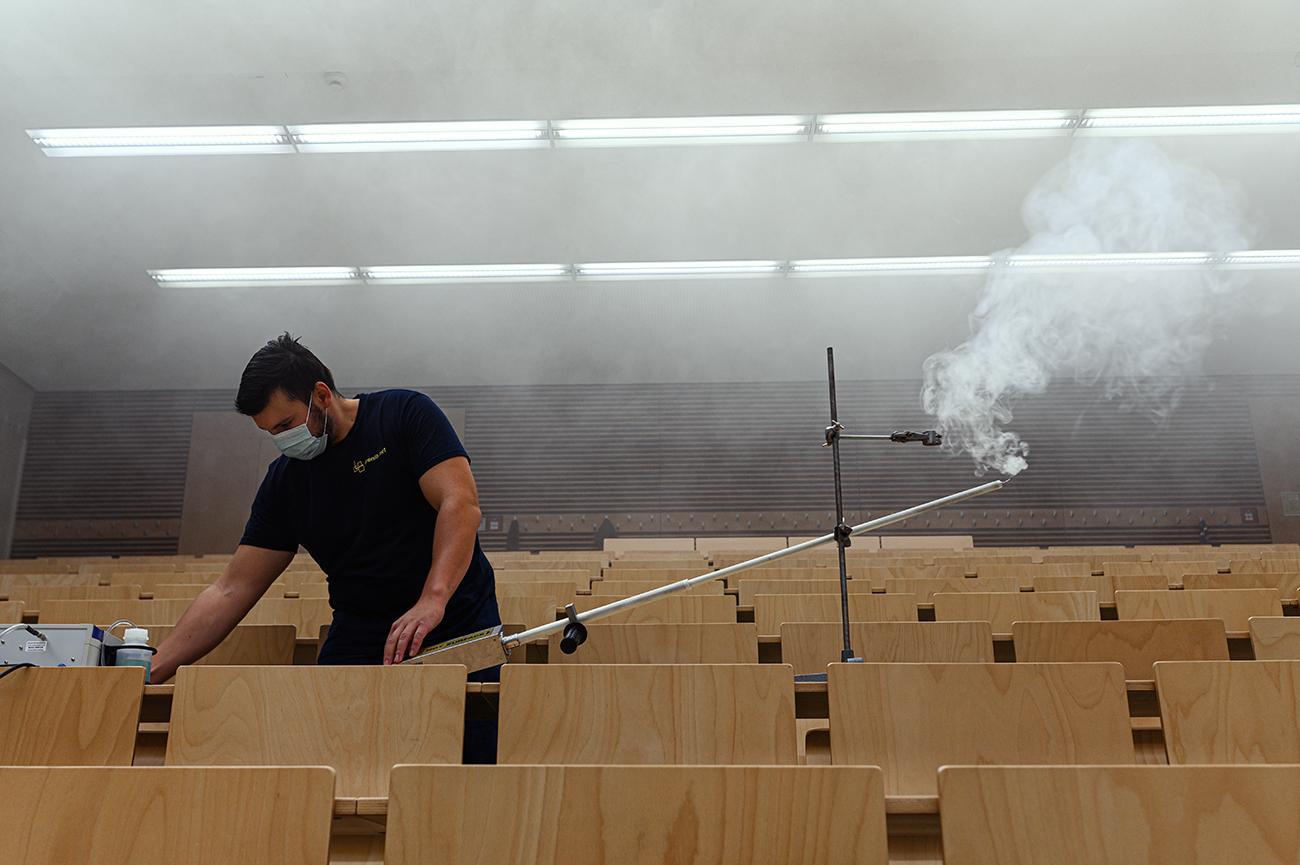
[558,603,589,654]
[889,430,943,446]
[823,425,943,448]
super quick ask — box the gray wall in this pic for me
[0,361,34,558]
[10,376,1294,556]
[1248,397,1300,543]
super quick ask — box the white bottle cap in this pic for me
[123,627,150,645]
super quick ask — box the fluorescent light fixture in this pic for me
[576,260,785,279]
[816,109,1078,141]
[1078,105,1300,136]
[150,250,1300,288]
[362,264,571,283]
[1002,252,1215,271]
[1220,249,1300,269]
[791,256,994,275]
[553,115,811,147]
[288,121,549,152]
[28,126,293,156]
[149,267,360,288]
[31,104,1300,157]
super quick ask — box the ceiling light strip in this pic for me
[575,260,785,279]
[362,264,571,283]
[28,126,295,156]
[31,104,1300,155]
[289,121,550,152]
[147,267,361,287]
[150,250,1300,287]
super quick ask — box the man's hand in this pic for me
[384,596,447,664]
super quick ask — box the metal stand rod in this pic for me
[825,347,856,662]
[501,477,1006,650]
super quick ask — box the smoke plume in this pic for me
[921,139,1253,476]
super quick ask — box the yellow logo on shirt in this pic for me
[353,447,388,474]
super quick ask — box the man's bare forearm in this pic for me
[420,497,482,603]
[152,545,292,681]
[387,458,485,664]
[151,584,257,680]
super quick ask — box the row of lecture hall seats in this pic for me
[6,662,1300,862]
[8,763,1300,865]
[5,541,1300,863]
[4,542,1300,668]
[8,658,1300,793]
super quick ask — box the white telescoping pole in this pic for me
[502,477,1006,651]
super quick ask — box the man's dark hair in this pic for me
[235,333,339,416]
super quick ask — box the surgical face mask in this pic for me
[272,397,329,460]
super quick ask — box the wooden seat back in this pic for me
[0,667,143,765]
[934,555,1036,569]
[493,569,595,591]
[1111,573,1175,593]
[753,593,917,636]
[1229,557,1300,574]
[573,595,737,625]
[550,623,759,664]
[738,578,872,607]
[499,664,797,764]
[600,568,712,582]
[150,624,297,666]
[1115,588,1282,634]
[879,535,973,551]
[387,764,888,865]
[493,581,578,603]
[168,665,466,798]
[0,583,140,607]
[242,597,334,639]
[590,579,724,596]
[828,662,1133,796]
[498,595,560,631]
[149,583,210,599]
[883,577,1017,604]
[933,590,1098,638]
[780,621,994,676]
[1183,571,1300,602]
[938,765,1300,865]
[603,538,697,554]
[1013,619,1228,680]
[1155,660,1300,765]
[865,566,969,585]
[694,536,789,554]
[726,565,860,588]
[38,598,192,626]
[1106,560,1219,579]
[974,563,1093,584]
[1030,575,1111,602]
[1249,616,1300,660]
[0,766,334,865]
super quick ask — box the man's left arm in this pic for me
[384,455,483,664]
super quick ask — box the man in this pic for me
[153,333,500,684]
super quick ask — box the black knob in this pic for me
[559,621,588,654]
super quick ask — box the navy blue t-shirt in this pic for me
[240,389,495,623]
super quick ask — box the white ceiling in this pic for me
[2,0,1299,390]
